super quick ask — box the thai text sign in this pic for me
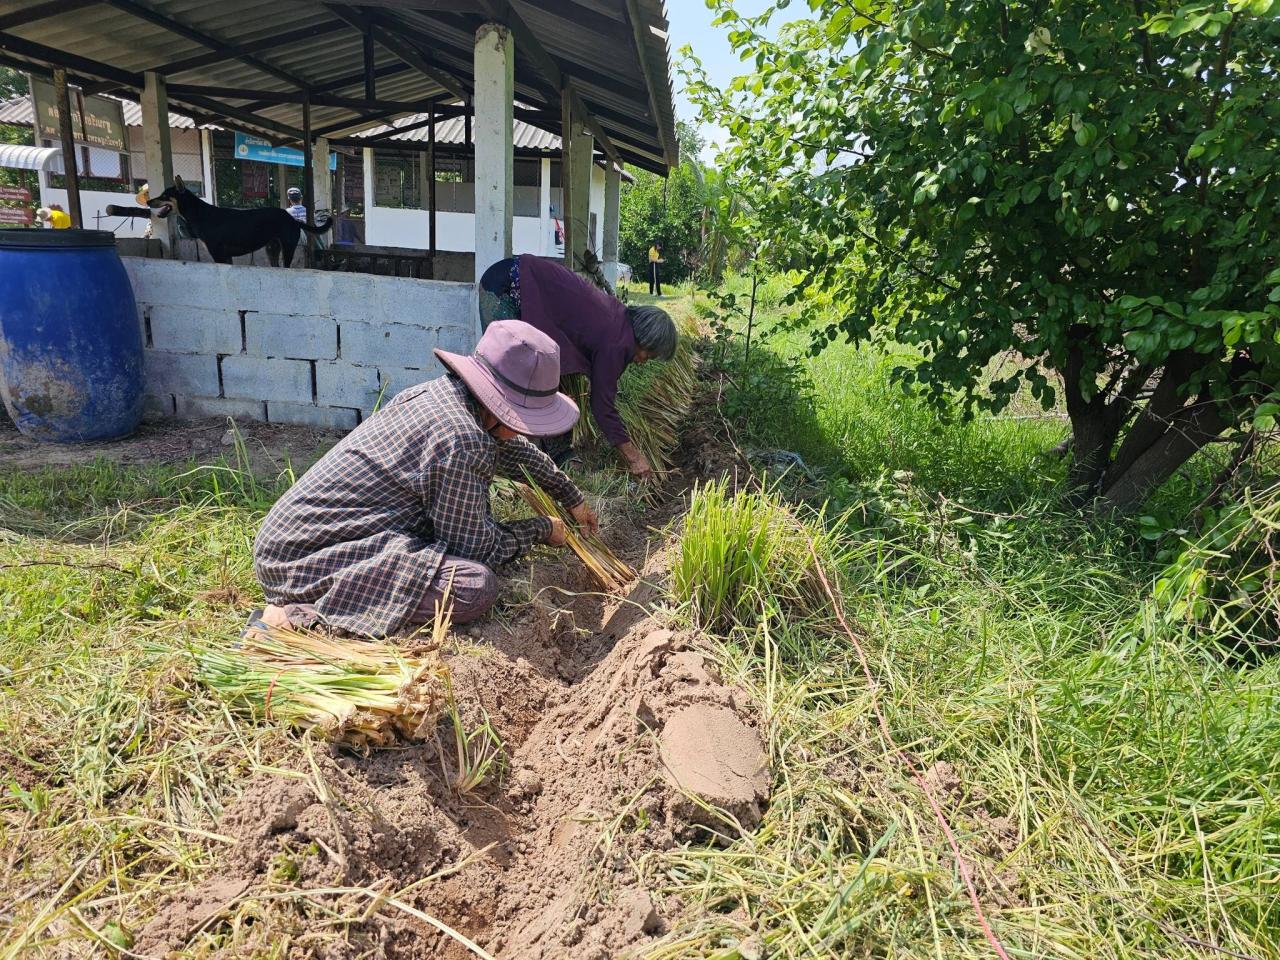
[0,207,34,225]
[234,133,336,170]
[30,80,127,152]
[0,185,31,203]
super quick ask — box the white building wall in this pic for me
[39,127,206,238]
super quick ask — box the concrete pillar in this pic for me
[200,127,216,204]
[589,162,605,252]
[566,112,593,266]
[603,164,621,286]
[473,22,514,282]
[312,136,331,216]
[539,157,551,256]
[362,147,374,239]
[142,71,174,254]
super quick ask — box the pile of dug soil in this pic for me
[135,539,770,959]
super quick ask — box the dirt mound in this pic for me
[136,547,770,959]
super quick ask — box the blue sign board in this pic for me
[234,132,337,170]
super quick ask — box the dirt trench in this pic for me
[135,461,769,960]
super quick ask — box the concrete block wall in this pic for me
[123,258,478,431]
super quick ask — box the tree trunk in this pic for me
[1098,399,1229,510]
[1063,340,1123,502]
[1104,350,1199,484]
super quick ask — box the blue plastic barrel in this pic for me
[0,229,144,442]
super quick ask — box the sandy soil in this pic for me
[0,409,342,475]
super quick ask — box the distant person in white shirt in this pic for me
[285,186,307,224]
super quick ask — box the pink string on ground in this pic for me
[807,541,1013,960]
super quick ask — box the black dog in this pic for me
[146,176,331,267]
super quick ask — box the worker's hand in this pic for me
[546,517,569,547]
[627,452,654,480]
[570,500,600,536]
[618,442,653,480]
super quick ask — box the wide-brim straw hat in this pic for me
[435,320,579,436]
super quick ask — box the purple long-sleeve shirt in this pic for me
[515,255,635,446]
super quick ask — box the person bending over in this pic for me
[251,321,598,637]
[478,254,677,479]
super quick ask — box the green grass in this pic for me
[3,289,1277,958]
[0,456,294,955]
[643,287,1280,958]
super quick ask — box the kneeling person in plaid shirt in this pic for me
[251,321,598,637]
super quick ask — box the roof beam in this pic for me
[475,1,624,169]
[240,62,413,113]
[167,85,441,114]
[102,0,312,89]
[515,0,632,46]
[0,31,304,142]
[624,0,674,167]
[326,4,471,104]
[0,0,102,33]
[313,106,410,139]
[139,19,348,80]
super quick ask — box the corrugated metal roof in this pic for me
[0,0,677,174]
[0,94,198,129]
[0,143,60,171]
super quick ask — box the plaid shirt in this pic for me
[253,373,584,636]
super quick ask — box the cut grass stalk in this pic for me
[183,605,452,750]
[515,475,636,591]
[569,314,700,474]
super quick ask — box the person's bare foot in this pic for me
[259,604,292,629]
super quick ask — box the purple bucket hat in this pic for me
[435,320,579,436]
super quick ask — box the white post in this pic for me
[142,71,174,255]
[539,156,551,256]
[473,22,514,282]
[200,127,216,204]
[567,119,593,267]
[603,164,621,286]
[362,146,374,243]
[590,161,605,252]
[312,136,331,217]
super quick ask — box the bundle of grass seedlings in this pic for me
[187,608,452,751]
[568,315,699,473]
[516,477,635,591]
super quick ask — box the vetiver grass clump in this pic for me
[672,478,840,636]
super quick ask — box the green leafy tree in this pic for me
[689,0,1280,510]
[619,122,708,283]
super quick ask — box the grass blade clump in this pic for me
[673,478,838,634]
[188,608,452,751]
[516,476,635,591]
[442,682,506,794]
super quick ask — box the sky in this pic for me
[662,1,777,161]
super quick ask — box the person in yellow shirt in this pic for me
[36,205,71,229]
[647,241,664,296]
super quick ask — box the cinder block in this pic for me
[315,361,382,410]
[245,313,338,360]
[377,367,430,396]
[220,355,313,404]
[144,350,221,397]
[341,320,440,368]
[267,401,359,431]
[142,392,174,417]
[172,394,267,421]
[146,304,243,355]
